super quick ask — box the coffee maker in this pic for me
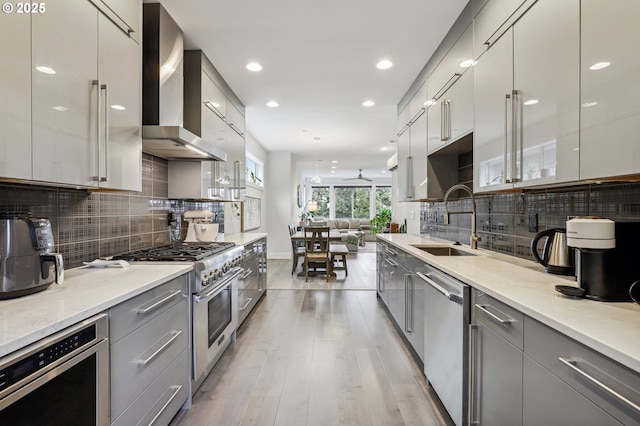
[0,215,64,299]
[566,218,640,302]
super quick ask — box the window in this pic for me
[246,153,263,186]
[375,186,391,213]
[335,186,371,219]
[310,187,330,218]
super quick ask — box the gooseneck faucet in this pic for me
[443,184,482,249]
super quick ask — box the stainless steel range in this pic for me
[113,241,244,393]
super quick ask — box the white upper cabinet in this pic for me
[579,0,640,180]
[100,0,141,41]
[474,0,579,193]
[97,12,142,191]
[27,0,141,189]
[32,0,99,186]
[0,12,31,180]
[409,83,428,200]
[396,105,411,201]
[427,25,474,155]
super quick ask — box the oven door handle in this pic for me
[195,268,243,303]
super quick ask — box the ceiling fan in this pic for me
[344,169,372,182]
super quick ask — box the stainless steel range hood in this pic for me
[141,3,226,161]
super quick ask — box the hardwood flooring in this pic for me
[170,252,451,426]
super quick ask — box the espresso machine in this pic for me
[0,215,64,299]
[566,218,639,302]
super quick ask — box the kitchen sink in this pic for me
[411,245,477,256]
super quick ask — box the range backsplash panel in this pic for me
[0,154,224,268]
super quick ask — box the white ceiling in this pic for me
[151,0,469,180]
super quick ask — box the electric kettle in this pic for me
[530,228,575,276]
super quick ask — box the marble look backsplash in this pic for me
[420,182,640,261]
[0,154,224,268]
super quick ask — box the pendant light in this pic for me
[310,137,322,184]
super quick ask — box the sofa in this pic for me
[309,218,375,251]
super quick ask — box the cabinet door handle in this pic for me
[504,93,511,183]
[100,84,109,182]
[469,324,481,425]
[558,357,640,414]
[405,274,413,332]
[135,289,182,315]
[91,80,101,182]
[144,384,183,426]
[416,272,463,304]
[241,268,252,279]
[405,156,414,199]
[239,297,253,311]
[475,303,515,325]
[234,160,241,199]
[136,330,183,366]
[511,89,522,183]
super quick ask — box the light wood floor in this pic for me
[171,253,451,426]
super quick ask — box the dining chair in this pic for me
[303,226,331,282]
[290,228,306,275]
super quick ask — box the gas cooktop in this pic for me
[113,242,236,262]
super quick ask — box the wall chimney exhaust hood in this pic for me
[141,3,226,161]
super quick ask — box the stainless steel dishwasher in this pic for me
[416,264,470,426]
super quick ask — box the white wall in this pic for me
[265,151,298,259]
[390,170,421,235]
[224,132,268,234]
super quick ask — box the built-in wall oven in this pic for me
[0,314,109,425]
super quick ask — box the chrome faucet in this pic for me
[443,184,482,249]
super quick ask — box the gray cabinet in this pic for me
[30,0,141,189]
[0,10,31,180]
[396,105,412,201]
[109,273,190,426]
[473,0,579,193]
[238,238,267,326]
[524,317,640,426]
[470,290,523,425]
[523,356,620,426]
[224,102,246,201]
[579,0,640,180]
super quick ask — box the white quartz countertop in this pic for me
[0,264,192,358]
[219,232,267,246]
[378,234,640,374]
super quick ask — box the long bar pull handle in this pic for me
[100,84,109,182]
[416,272,463,304]
[441,100,446,141]
[135,290,182,315]
[404,274,413,332]
[443,99,451,141]
[144,385,183,426]
[91,80,101,182]
[405,156,414,199]
[234,160,241,199]
[136,330,182,366]
[469,324,481,425]
[239,297,253,311]
[474,303,515,325]
[504,94,511,183]
[512,89,522,183]
[241,268,252,279]
[558,357,640,414]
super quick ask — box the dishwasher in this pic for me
[416,264,470,426]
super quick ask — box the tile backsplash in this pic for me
[0,154,224,268]
[420,182,640,261]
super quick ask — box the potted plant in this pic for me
[370,208,392,234]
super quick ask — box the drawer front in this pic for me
[111,299,189,419]
[473,290,524,350]
[112,349,189,426]
[525,317,640,425]
[110,273,189,342]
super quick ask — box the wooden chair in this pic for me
[290,229,306,275]
[303,226,331,282]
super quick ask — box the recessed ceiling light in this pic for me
[589,61,610,71]
[376,59,393,70]
[381,170,387,173]
[582,101,598,108]
[246,62,263,72]
[381,147,388,151]
[330,170,335,174]
[524,99,539,106]
[110,105,126,111]
[362,100,375,107]
[266,101,279,108]
[459,59,477,68]
[36,66,56,74]
[331,166,336,169]
[331,160,338,164]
